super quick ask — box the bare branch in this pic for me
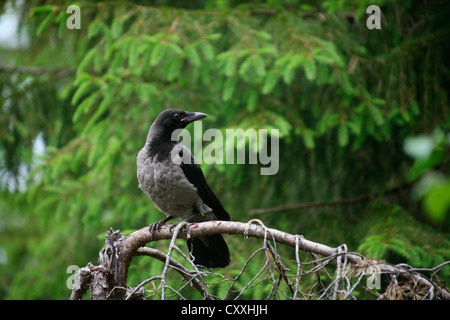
[69,266,91,300]
[70,219,450,300]
[135,247,213,300]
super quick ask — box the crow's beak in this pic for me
[181,112,208,123]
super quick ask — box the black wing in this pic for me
[180,151,231,221]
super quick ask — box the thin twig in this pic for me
[161,222,189,300]
[250,183,413,215]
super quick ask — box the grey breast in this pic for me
[137,145,212,219]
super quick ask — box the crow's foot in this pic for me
[148,216,174,238]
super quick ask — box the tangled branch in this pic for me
[70,219,450,300]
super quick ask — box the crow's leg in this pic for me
[168,213,199,233]
[149,216,174,237]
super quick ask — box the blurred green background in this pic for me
[0,0,449,299]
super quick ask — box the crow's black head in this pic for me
[146,109,208,155]
[146,109,208,146]
[154,108,208,132]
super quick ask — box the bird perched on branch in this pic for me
[137,109,230,268]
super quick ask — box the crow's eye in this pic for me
[173,113,180,120]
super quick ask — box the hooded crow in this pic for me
[137,109,230,268]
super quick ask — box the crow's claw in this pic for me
[148,216,174,238]
[169,223,178,233]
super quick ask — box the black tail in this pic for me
[187,234,230,268]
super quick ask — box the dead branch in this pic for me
[69,219,450,300]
